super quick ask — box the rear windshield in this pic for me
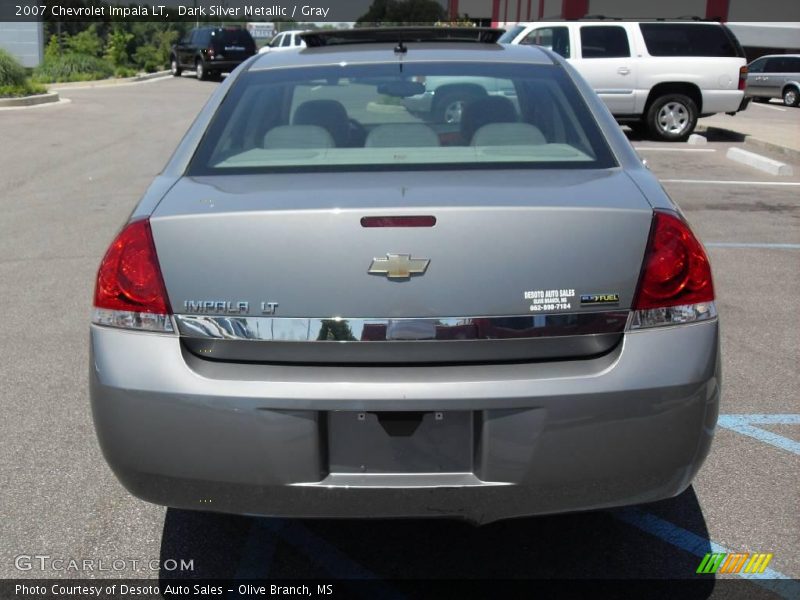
[215,29,255,47]
[189,61,616,175]
[639,24,744,57]
[497,25,526,43]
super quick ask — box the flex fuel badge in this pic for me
[524,289,575,312]
[580,293,620,305]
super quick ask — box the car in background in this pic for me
[170,27,256,81]
[745,54,800,107]
[258,30,307,54]
[499,20,748,141]
[91,28,720,524]
[402,76,517,123]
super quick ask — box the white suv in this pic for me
[258,30,307,54]
[499,21,749,141]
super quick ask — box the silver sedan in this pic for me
[90,28,720,524]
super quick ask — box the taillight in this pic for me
[738,65,748,91]
[92,218,173,332]
[207,46,215,58]
[629,210,716,329]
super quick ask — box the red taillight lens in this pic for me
[633,211,714,310]
[94,219,171,315]
[738,65,748,90]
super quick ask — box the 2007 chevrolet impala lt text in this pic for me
[89,28,720,524]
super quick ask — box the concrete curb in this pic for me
[46,70,170,91]
[0,92,59,108]
[366,101,407,114]
[726,147,794,176]
[698,125,800,162]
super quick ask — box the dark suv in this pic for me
[170,27,256,81]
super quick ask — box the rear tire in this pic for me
[783,87,799,107]
[433,92,482,124]
[195,59,207,81]
[170,56,182,77]
[646,94,698,142]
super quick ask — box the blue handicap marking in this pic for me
[717,414,800,456]
[614,508,800,599]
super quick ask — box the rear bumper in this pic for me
[734,96,751,113]
[90,320,720,523]
[204,58,247,72]
[701,89,746,115]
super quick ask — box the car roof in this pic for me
[249,42,554,71]
[513,19,726,26]
[751,54,800,59]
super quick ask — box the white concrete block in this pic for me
[725,147,793,176]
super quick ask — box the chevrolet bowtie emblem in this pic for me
[368,254,430,279]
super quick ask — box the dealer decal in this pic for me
[524,289,575,312]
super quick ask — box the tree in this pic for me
[357,0,446,26]
[65,24,103,57]
[104,28,133,67]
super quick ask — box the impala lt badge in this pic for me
[368,254,430,279]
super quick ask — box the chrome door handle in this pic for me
[617,67,630,75]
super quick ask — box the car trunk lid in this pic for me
[151,169,652,364]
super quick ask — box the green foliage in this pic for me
[151,29,178,66]
[0,48,27,87]
[0,81,47,98]
[105,28,134,67]
[44,34,62,60]
[33,53,115,83]
[65,24,103,57]
[114,66,138,78]
[357,0,446,25]
[0,49,46,97]
[37,22,185,80]
[132,45,161,73]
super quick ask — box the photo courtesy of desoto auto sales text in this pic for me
[0,0,798,598]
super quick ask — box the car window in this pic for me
[497,25,526,44]
[639,24,739,57]
[221,29,254,47]
[196,30,212,47]
[748,58,767,73]
[281,34,292,47]
[580,26,630,59]
[189,62,617,175]
[520,27,571,58]
[764,58,784,73]
[766,57,800,73]
[271,34,283,47]
[294,34,303,46]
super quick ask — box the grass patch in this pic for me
[33,53,115,83]
[0,82,48,98]
[0,48,48,98]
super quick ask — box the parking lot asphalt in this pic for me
[0,77,798,595]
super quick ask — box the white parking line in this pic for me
[751,102,787,112]
[633,147,716,152]
[661,179,800,186]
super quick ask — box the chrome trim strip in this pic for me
[175,311,629,342]
[595,89,635,95]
